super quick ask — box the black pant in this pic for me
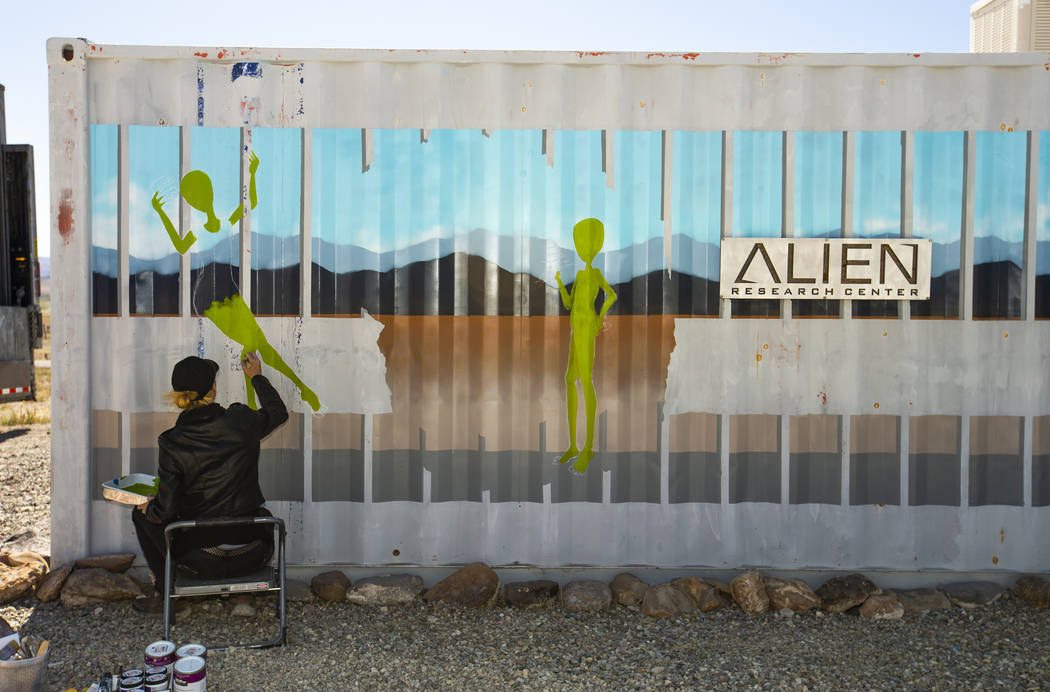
[132,510,273,587]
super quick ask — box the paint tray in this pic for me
[101,473,159,506]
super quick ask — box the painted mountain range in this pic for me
[92,230,1048,316]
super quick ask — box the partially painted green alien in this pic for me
[152,152,320,412]
[555,218,617,474]
[152,151,259,254]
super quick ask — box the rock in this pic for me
[698,588,733,613]
[311,570,351,602]
[346,574,424,606]
[0,564,42,603]
[705,579,733,596]
[942,581,1004,609]
[816,573,881,613]
[560,580,611,612]
[670,577,710,606]
[730,570,769,614]
[35,561,74,602]
[60,567,143,607]
[609,573,648,607]
[75,553,135,573]
[423,562,500,608]
[859,593,904,619]
[0,552,47,604]
[198,599,223,613]
[503,580,559,608]
[285,579,314,602]
[1014,576,1050,609]
[641,583,696,618]
[763,576,821,613]
[2,550,48,571]
[230,594,256,617]
[2,551,48,571]
[887,588,951,612]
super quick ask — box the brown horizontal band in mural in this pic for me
[373,315,676,454]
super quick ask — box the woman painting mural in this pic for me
[131,352,288,614]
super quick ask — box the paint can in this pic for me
[145,672,170,691]
[145,665,168,677]
[120,669,145,681]
[144,640,177,674]
[174,644,207,660]
[118,675,145,691]
[172,655,206,691]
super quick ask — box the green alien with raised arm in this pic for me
[555,217,617,475]
[152,151,260,253]
[151,152,320,412]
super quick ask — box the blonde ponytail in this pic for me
[166,389,216,410]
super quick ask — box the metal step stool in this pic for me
[163,516,286,650]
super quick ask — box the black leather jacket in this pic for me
[145,374,288,527]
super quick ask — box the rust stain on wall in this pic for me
[757,53,798,65]
[58,189,74,244]
[645,52,700,61]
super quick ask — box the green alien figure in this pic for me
[555,217,618,475]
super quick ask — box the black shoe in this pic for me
[132,593,164,615]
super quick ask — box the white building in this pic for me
[971,0,1050,51]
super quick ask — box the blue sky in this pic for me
[3,0,986,259]
[93,123,1049,278]
[794,132,842,238]
[312,129,661,257]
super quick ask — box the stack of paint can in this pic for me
[116,667,145,690]
[85,640,207,691]
[171,644,207,691]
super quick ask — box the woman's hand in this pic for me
[242,351,262,379]
[135,500,149,514]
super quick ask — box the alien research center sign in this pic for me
[720,238,933,300]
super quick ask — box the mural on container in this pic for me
[87,125,1045,507]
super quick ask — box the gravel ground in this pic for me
[2,424,1049,690]
[0,425,50,556]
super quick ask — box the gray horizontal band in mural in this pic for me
[369,450,661,504]
[97,408,1050,509]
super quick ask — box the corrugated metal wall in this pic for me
[49,41,1050,571]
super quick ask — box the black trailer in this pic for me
[0,84,41,402]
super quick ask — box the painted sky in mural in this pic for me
[91,127,1050,317]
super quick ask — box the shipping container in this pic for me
[48,39,1050,578]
